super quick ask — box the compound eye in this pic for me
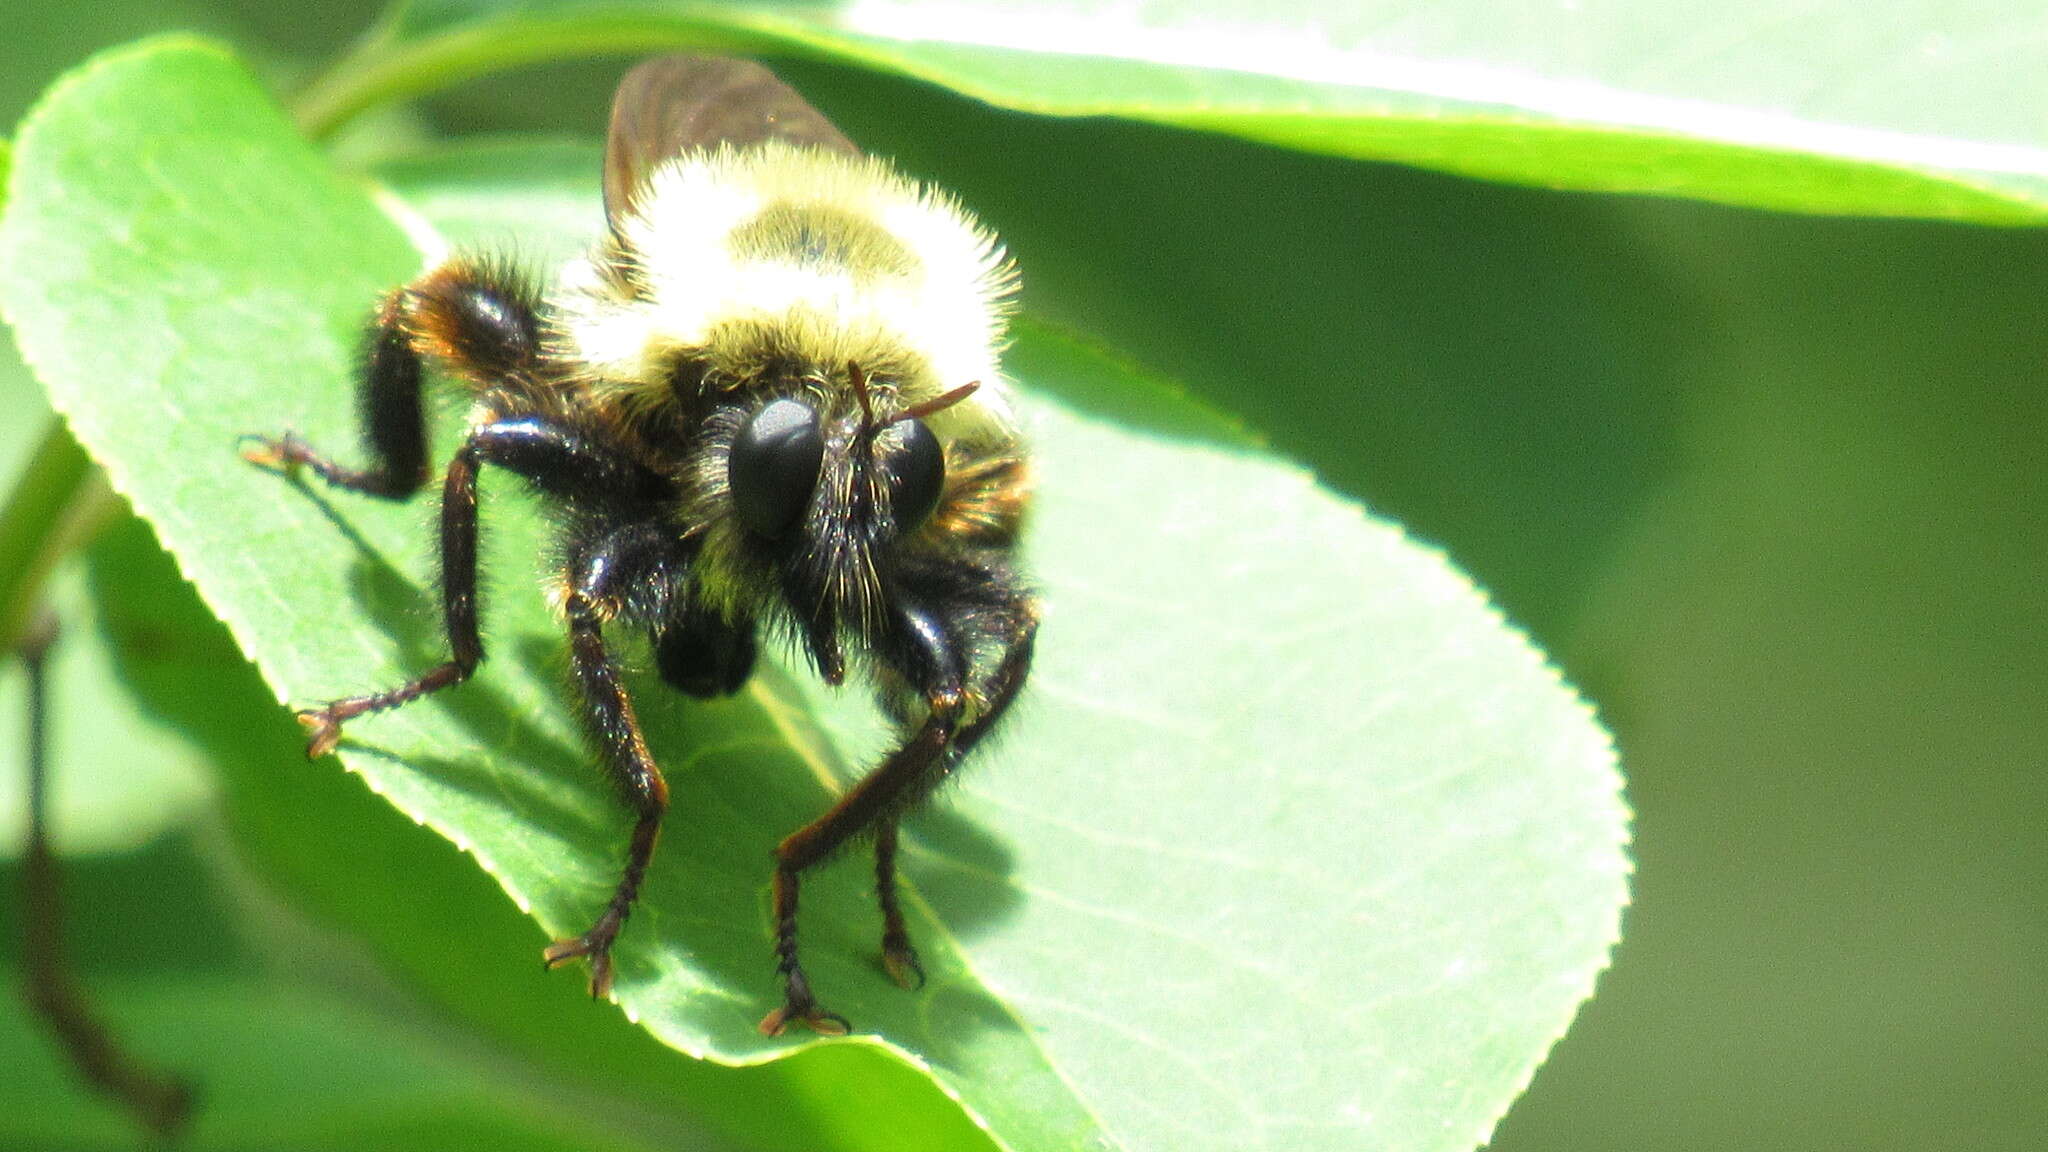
[730,399,824,539]
[886,418,947,532]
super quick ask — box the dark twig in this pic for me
[18,609,194,1140]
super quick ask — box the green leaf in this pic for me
[295,0,2048,223]
[0,136,211,856]
[88,508,991,1147]
[10,518,701,1151]
[86,506,987,1152]
[0,801,721,1151]
[1,38,1627,1152]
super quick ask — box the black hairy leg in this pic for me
[243,252,688,1000]
[241,258,542,499]
[291,439,485,756]
[243,260,539,754]
[542,525,693,996]
[760,589,1038,1035]
[236,295,425,497]
[274,414,669,763]
[243,252,669,759]
[867,602,1035,997]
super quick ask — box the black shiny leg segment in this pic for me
[289,418,670,759]
[293,440,484,757]
[240,294,432,499]
[466,418,674,509]
[541,526,690,998]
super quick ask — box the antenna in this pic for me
[848,360,875,430]
[893,382,981,424]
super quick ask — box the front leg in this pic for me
[874,819,923,990]
[762,707,956,1036]
[759,593,1037,1036]
[542,598,669,998]
[867,601,1038,992]
[542,524,692,997]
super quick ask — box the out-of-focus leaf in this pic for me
[0,815,707,1152]
[295,0,2048,222]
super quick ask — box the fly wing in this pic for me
[603,55,860,228]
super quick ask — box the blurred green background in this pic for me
[3,2,2044,1150]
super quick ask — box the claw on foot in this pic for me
[758,999,851,1037]
[295,708,342,758]
[543,934,615,999]
[882,938,926,991]
[238,432,297,473]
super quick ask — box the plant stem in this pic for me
[18,608,196,1138]
[0,420,116,655]
[291,16,754,139]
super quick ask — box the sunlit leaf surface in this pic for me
[0,39,1627,1152]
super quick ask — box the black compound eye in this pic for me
[730,399,824,539]
[886,418,947,532]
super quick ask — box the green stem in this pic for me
[0,420,114,655]
[291,16,762,139]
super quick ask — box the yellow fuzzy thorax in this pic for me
[554,141,1018,440]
